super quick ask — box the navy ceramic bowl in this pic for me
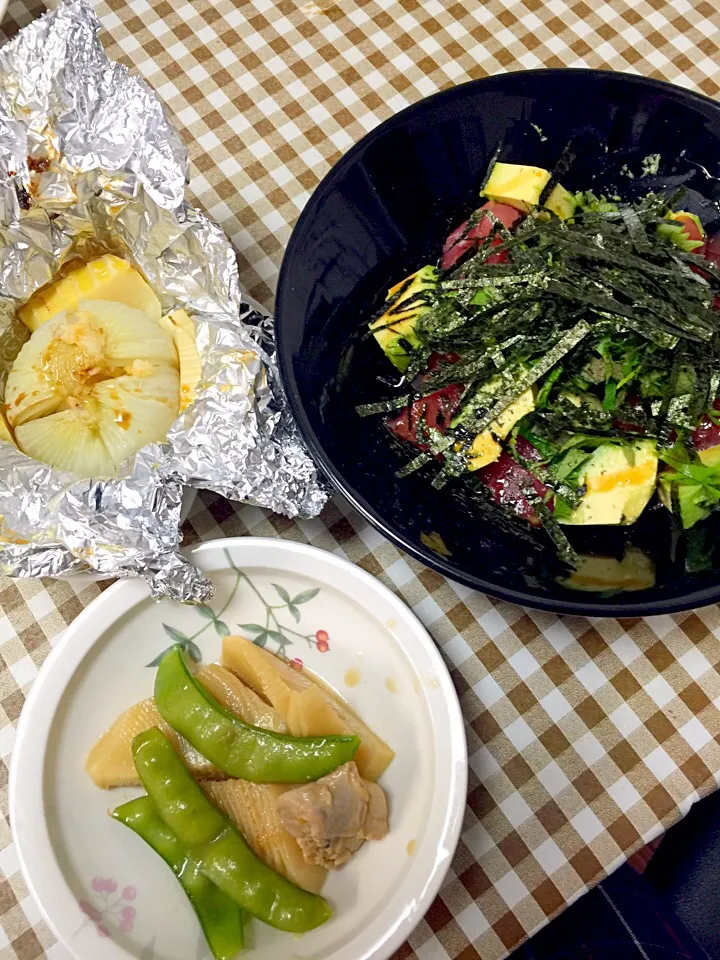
[276,69,720,616]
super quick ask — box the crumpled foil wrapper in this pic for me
[0,0,328,601]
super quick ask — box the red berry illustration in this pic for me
[315,630,330,653]
[289,658,304,671]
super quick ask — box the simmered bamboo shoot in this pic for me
[86,663,286,788]
[221,636,394,780]
[202,779,327,894]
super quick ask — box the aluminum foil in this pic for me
[0,1,328,601]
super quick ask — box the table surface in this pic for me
[2,1,720,958]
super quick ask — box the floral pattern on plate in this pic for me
[78,877,136,938]
[150,548,330,665]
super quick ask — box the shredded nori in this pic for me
[529,495,580,568]
[460,321,591,434]
[356,396,410,416]
[361,167,720,544]
[538,140,577,208]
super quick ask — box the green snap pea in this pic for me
[154,645,359,783]
[112,796,244,960]
[132,727,332,933]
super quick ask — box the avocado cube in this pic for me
[545,183,577,220]
[465,388,535,471]
[558,440,658,526]
[482,162,576,220]
[698,445,720,468]
[482,162,551,212]
[370,265,439,371]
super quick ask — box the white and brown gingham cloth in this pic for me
[1,2,720,958]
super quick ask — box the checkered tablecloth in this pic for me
[1,1,720,958]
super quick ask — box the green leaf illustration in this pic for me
[196,604,216,620]
[214,620,230,637]
[146,646,173,668]
[239,623,266,634]
[272,584,291,603]
[288,604,300,623]
[266,629,290,645]
[253,632,269,647]
[151,625,203,666]
[292,587,320,605]
[185,640,202,663]
[163,624,189,644]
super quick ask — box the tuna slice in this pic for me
[387,383,463,450]
[692,399,720,453]
[478,451,553,526]
[440,201,523,270]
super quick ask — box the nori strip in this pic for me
[674,249,720,281]
[621,207,652,252]
[529,496,580,568]
[654,346,685,446]
[460,321,591,434]
[356,396,410,416]
[478,141,505,196]
[396,451,433,478]
[538,141,577,208]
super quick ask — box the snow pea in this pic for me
[132,727,332,933]
[154,645,359,782]
[112,795,244,960]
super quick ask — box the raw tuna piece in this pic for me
[440,201,523,270]
[514,434,544,463]
[387,383,463,450]
[704,232,720,270]
[411,351,461,392]
[478,452,552,526]
[692,399,720,452]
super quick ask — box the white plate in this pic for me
[10,538,467,960]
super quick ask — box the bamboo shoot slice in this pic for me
[221,635,394,781]
[199,663,287,733]
[85,663,286,788]
[202,779,327,894]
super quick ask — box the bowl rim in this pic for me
[276,67,720,617]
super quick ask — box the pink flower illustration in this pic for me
[91,877,117,894]
[77,877,137,940]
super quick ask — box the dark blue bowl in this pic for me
[276,69,720,616]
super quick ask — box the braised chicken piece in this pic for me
[276,761,389,868]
